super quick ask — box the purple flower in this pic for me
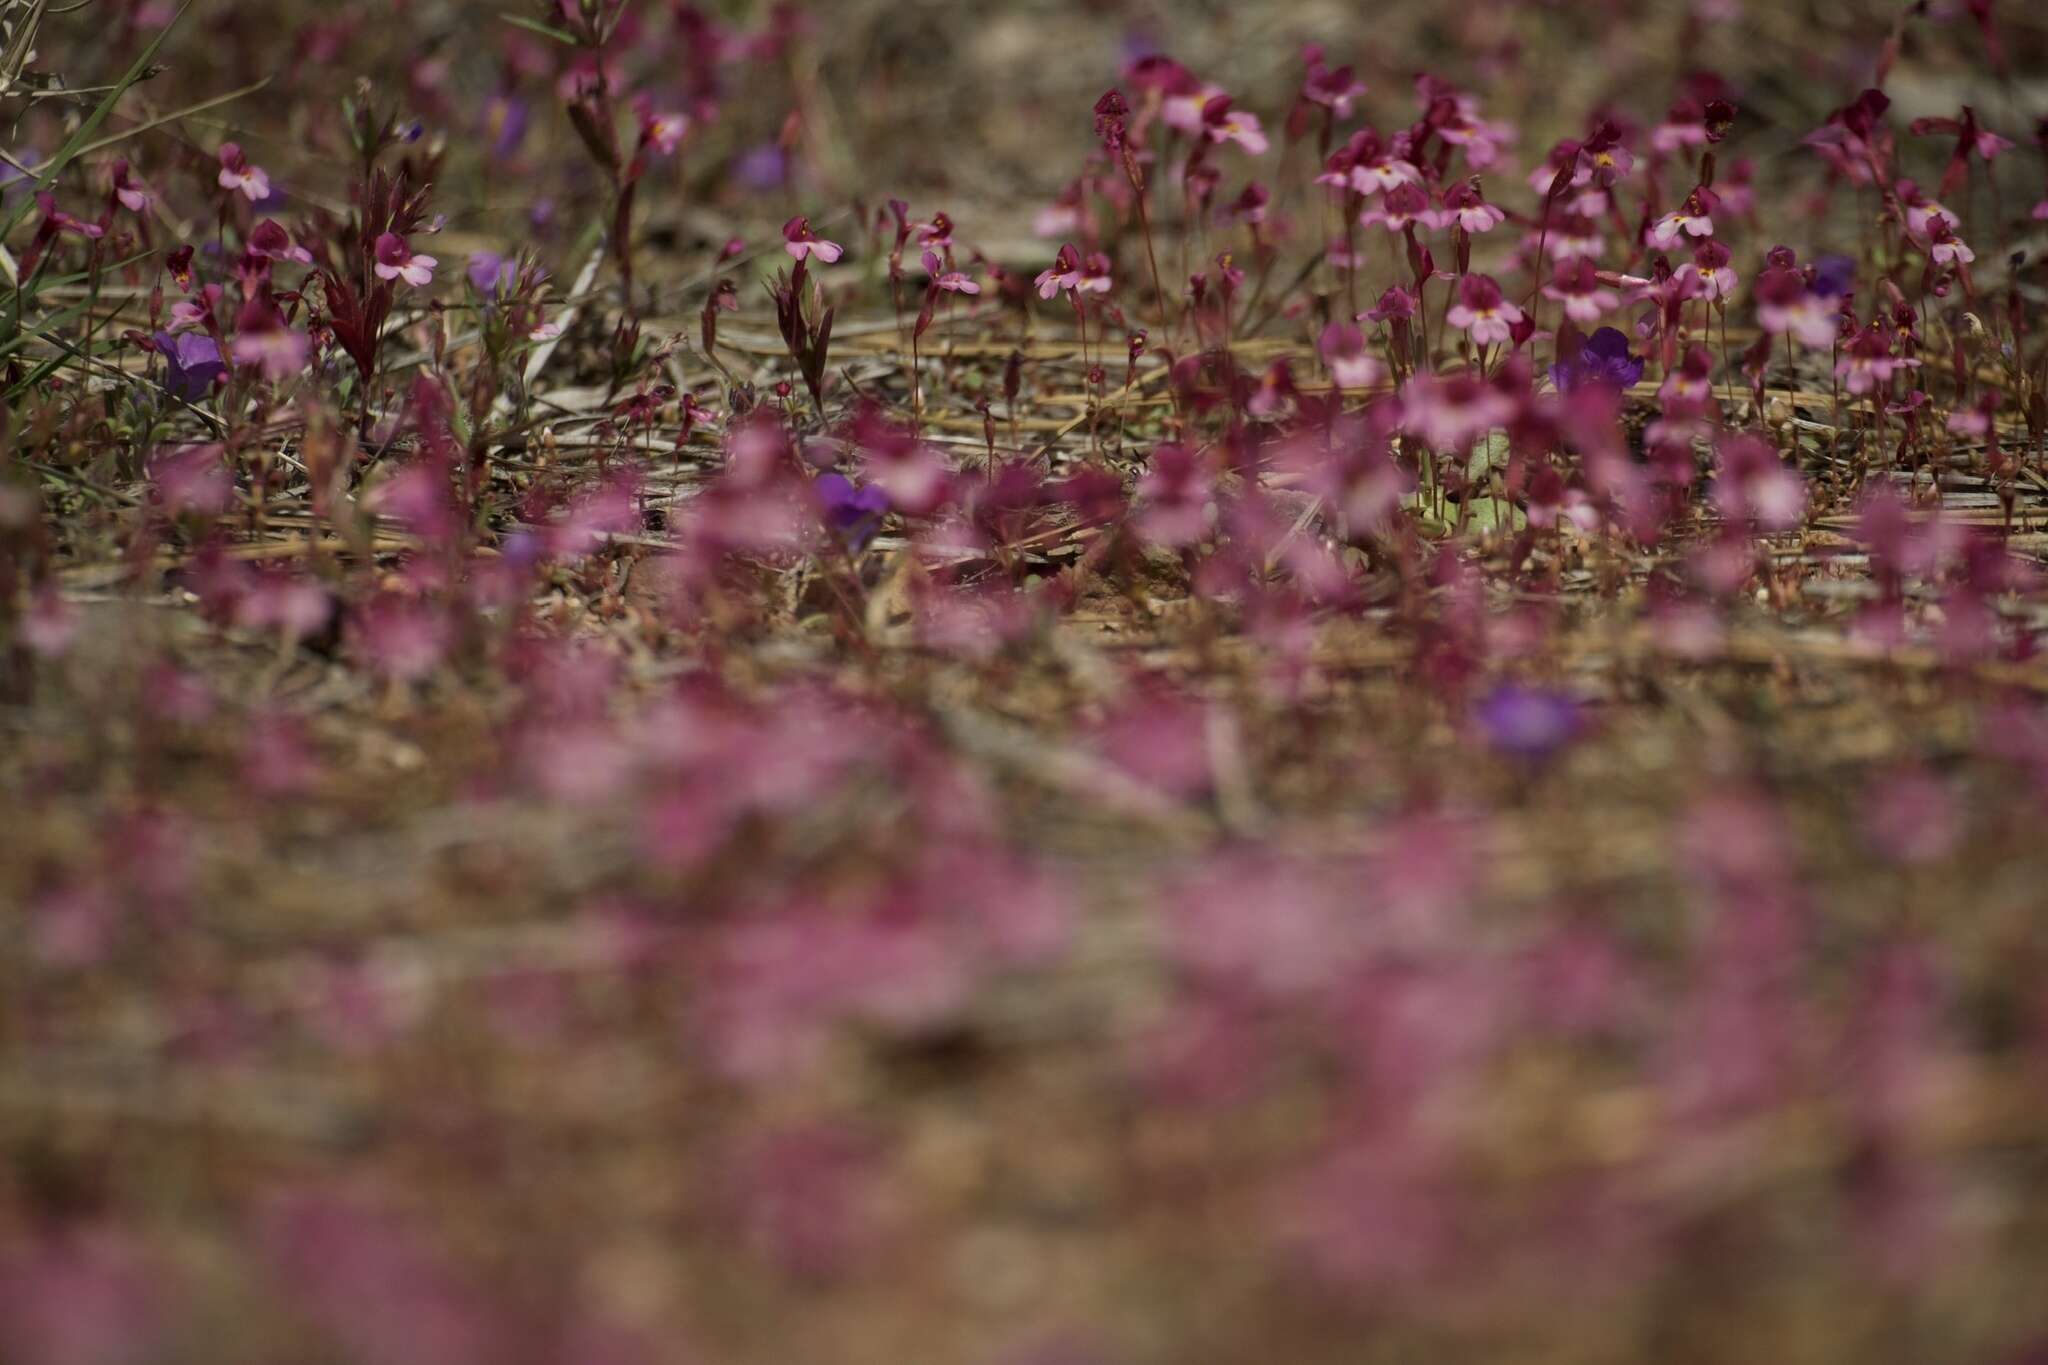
[733,142,788,192]
[1810,253,1856,298]
[153,330,225,401]
[1474,683,1584,763]
[1549,326,1644,393]
[816,472,888,546]
[483,92,530,161]
[466,250,510,294]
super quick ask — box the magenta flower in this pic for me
[1648,187,1719,247]
[247,218,311,264]
[1359,181,1430,233]
[1034,243,1082,299]
[1925,221,1975,267]
[466,250,511,293]
[1754,256,1838,349]
[1836,323,1920,395]
[1677,238,1739,301]
[230,298,310,380]
[1651,96,1711,152]
[1445,273,1523,346]
[1422,179,1505,235]
[1200,95,1269,154]
[641,109,690,154]
[1302,55,1367,117]
[168,284,221,334]
[1398,369,1516,452]
[1318,321,1385,389]
[373,232,437,288]
[920,248,979,294]
[111,159,154,214]
[1074,251,1113,294]
[781,215,843,263]
[1133,443,1214,548]
[32,191,102,241]
[1712,431,1806,532]
[1542,258,1620,322]
[1897,180,1960,237]
[216,141,271,200]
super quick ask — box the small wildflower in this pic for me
[1201,95,1269,154]
[1836,323,1919,395]
[1549,326,1644,392]
[1423,179,1505,235]
[1318,322,1386,389]
[1542,258,1620,322]
[216,141,271,201]
[1678,238,1739,300]
[111,160,154,214]
[372,232,437,288]
[921,249,979,295]
[154,331,226,402]
[1648,187,1718,246]
[1035,244,1082,299]
[247,219,312,264]
[781,215,843,263]
[230,299,310,380]
[1444,273,1523,346]
[642,110,690,154]
[1474,684,1584,765]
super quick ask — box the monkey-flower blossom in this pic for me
[782,216,843,263]
[1445,273,1523,346]
[216,142,271,201]
[373,233,437,288]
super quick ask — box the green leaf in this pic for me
[499,13,579,44]
[1,0,195,247]
[1460,495,1527,533]
[1466,428,1511,484]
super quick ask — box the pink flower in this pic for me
[921,249,978,294]
[1677,238,1739,301]
[1897,180,1960,237]
[168,287,220,334]
[1754,261,1838,349]
[1359,181,1430,233]
[1201,96,1269,154]
[1034,244,1082,299]
[1925,222,1974,266]
[1422,179,1505,234]
[247,218,311,264]
[1648,188,1718,246]
[1074,251,1112,294]
[373,232,436,288]
[230,299,310,380]
[111,159,154,214]
[1542,258,1620,322]
[1444,273,1523,346]
[1161,82,1226,135]
[1836,323,1919,395]
[642,110,689,154]
[1133,443,1214,547]
[216,141,271,201]
[1651,96,1711,152]
[1318,321,1386,389]
[1399,369,1516,452]
[1712,431,1806,532]
[781,215,843,263]
[1302,57,1367,117]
